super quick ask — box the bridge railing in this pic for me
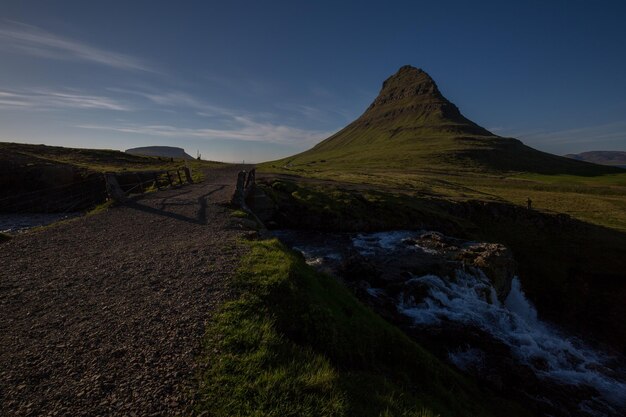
[105,167,194,202]
[231,168,256,208]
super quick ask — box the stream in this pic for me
[0,213,80,233]
[273,229,626,417]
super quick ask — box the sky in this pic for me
[1,0,625,162]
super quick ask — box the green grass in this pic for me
[260,179,468,232]
[516,172,626,186]
[193,238,529,417]
[230,209,251,218]
[86,200,115,216]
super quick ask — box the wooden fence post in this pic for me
[183,167,193,183]
[104,173,127,201]
[244,169,256,190]
[166,171,173,187]
[177,169,183,185]
[136,173,144,193]
[231,170,246,206]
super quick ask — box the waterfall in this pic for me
[398,272,626,412]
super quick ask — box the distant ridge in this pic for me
[126,146,193,160]
[565,151,626,168]
[272,66,620,175]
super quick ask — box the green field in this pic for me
[259,164,626,232]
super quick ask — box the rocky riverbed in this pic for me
[273,229,626,417]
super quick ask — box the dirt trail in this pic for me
[0,165,251,416]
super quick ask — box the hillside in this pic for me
[126,146,194,160]
[269,66,619,176]
[0,142,222,212]
[565,150,626,168]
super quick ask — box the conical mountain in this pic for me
[275,66,619,175]
[338,65,493,138]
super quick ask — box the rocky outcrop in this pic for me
[336,231,516,303]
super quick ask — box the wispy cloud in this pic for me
[0,20,154,72]
[108,87,237,117]
[0,88,132,111]
[76,116,335,146]
[496,121,626,153]
[516,121,626,146]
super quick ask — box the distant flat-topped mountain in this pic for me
[126,146,193,160]
[565,151,626,168]
[272,65,620,175]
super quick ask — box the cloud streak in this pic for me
[496,121,626,153]
[76,116,335,146]
[95,87,337,145]
[108,87,237,117]
[514,121,626,146]
[0,20,154,72]
[0,88,131,111]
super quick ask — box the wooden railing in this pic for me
[104,167,194,202]
[231,168,256,208]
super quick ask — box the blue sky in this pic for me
[1,0,625,162]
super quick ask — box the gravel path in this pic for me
[0,165,251,416]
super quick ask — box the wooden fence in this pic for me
[104,167,194,202]
[231,168,256,207]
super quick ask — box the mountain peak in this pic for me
[382,65,435,90]
[358,66,492,136]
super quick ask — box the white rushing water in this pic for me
[397,271,626,412]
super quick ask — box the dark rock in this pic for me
[338,254,383,285]
[457,243,515,299]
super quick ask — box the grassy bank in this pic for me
[193,238,529,417]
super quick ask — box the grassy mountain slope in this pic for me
[267,66,619,176]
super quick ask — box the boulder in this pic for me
[457,243,515,300]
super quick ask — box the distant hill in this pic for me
[564,151,626,168]
[269,65,620,175]
[126,146,193,160]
